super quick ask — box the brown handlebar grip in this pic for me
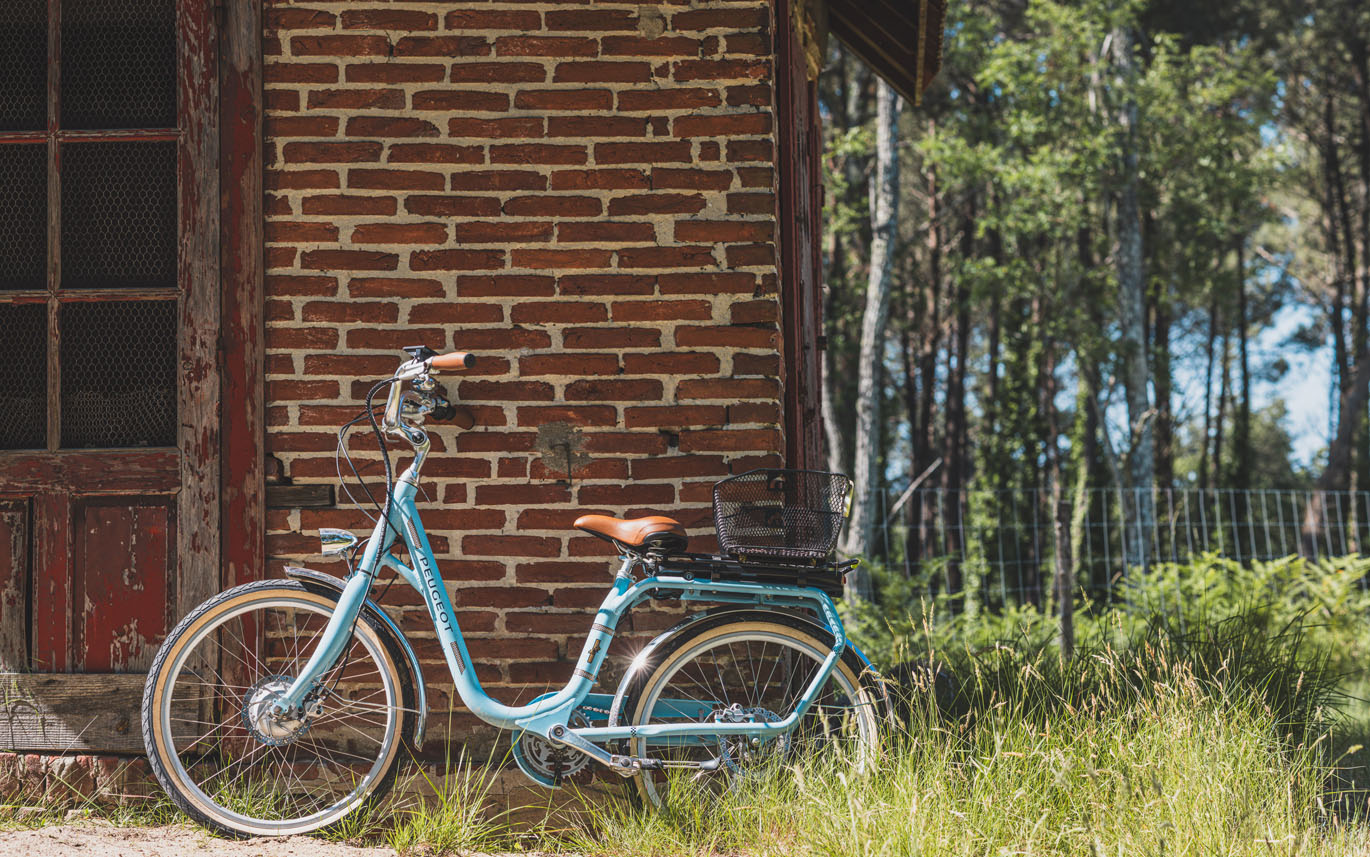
[429,351,475,371]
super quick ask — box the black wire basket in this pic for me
[712,469,853,562]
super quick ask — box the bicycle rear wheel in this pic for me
[142,580,413,837]
[618,611,886,808]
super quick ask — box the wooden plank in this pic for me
[45,0,60,453]
[30,492,70,671]
[0,500,28,670]
[0,450,180,494]
[73,500,175,672]
[0,673,189,753]
[176,0,221,624]
[220,0,265,591]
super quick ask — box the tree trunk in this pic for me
[1152,279,1174,489]
[1113,25,1155,572]
[841,79,903,601]
[1233,236,1252,490]
[1199,295,1219,494]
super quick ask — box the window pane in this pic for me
[60,0,176,130]
[61,141,177,290]
[0,302,48,450]
[0,144,47,291]
[60,300,177,448]
[0,0,47,132]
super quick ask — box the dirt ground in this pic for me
[0,822,399,857]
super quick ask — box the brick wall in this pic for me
[262,0,786,753]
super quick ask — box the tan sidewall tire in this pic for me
[626,618,882,808]
[143,582,408,837]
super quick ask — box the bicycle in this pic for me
[141,346,889,837]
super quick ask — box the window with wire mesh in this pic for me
[0,0,47,132]
[60,301,177,448]
[61,0,176,131]
[0,303,48,450]
[0,144,47,291]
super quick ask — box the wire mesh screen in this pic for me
[60,0,176,131]
[0,0,47,132]
[61,141,177,290]
[713,469,852,562]
[0,144,47,291]
[0,302,47,449]
[60,300,176,448]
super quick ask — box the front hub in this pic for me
[241,676,311,747]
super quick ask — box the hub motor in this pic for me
[241,676,312,747]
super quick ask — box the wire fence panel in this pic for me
[873,488,1370,609]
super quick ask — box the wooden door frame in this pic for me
[774,0,825,472]
[0,0,263,755]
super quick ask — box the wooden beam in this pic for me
[0,450,180,493]
[0,673,192,754]
[265,483,334,509]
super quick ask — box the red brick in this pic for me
[566,378,663,401]
[729,299,778,324]
[346,63,446,84]
[462,535,562,558]
[511,249,612,269]
[450,61,547,83]
[395,36,490,57]
[515,89,613,111]
[510,301,607,324]
[514,561,608,584]
[675,219,773,242]
[623,352,721,374]
[413,90,510,111]
[674,325,778,348]
[577,482,676,506]
[268,327,339,349]
[624,405,727,428]
[457,274,555,297]
[410,249,506,271]
[387,143,484,164]
[546,116,647,138]
[618,246,715,269]
[291,35,391,57]
[267,169,340,191]
[679,429,780,452]
[677,378,779,399]
[736,166,773,187]
[282,141,382,163]
[266,245,296,267]
[451,170,548,191]
[266,8,335,29]
[453,220,554,243]
[265,90,298,111]
[491,144,587,165]
[673,8,769,30]
[549,169,647,190]
[727,140,774,163]
[267,62,338,84]
[448,117,545,138]
[346,116,440,137]
[675,113,771,138]
[458,329,553,351]
[459,380,555,401]
[601,35,700,57]
[726,243,775,267]
[728,401,780,423]
[673,60,769,82]
[726,191,774,213]
[301,300,400,323]
[617,88,720,111]
[349,277,445,299]
[727,84,772,107]
[733,352,780,375]
[348,169,445,191]
[405,195,502,217]
[611,299,712,321]
[265,115,338,137]
[300,249,398,272]
[658,272,755,294]
[650,167,733,190]
[557,274,655,295]
[607,193,705,215]
[409,303,505,324]
[309,88,406,111]
[267,274,337,296]
[520,353,619,375]
[475,484,573,509]
[351,223,448,245]
[629,455,727,479]
[517,406,618,427]
[726,33,771,55]
[582,432,669,454]
[265,220,338,243]
[445,10,542,31]
[553,61,652,83]
[268,380,340,401]
[341,9,436,30]
[495,36,599,58]
[556,221,654,243]
[503,195,601,217]
[302,194,397,216]
[563,327,660,348]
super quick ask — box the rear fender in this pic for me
[283,566,427,750]
[606,607,878,727]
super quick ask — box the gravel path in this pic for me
[0,822,398,857]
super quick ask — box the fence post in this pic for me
[1054,499,1074,659]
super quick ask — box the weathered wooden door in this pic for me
[0,0,219,746]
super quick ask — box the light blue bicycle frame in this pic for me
[275,408,849,759]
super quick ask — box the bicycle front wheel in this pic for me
[619,611,887,808]
[142,580,413,837]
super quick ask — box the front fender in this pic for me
[606,607,877,727]
[283,566,428,750]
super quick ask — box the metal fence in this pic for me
[871,488,1370,609]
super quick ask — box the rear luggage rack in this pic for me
[653,552,857,598]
